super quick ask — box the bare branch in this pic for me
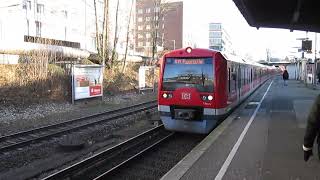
[122,0,134,72]
[94,0,100,59]
[110,0,120,68]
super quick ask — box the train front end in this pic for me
[158,48,219,134]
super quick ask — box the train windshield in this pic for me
[162,58,214,92]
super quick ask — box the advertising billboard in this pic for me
[138,66,155,93]
[72,65,103,102]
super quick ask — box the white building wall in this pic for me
[0,0,139,64]
[0,0,24,64]
[23,0,98,52]
[0,0,102,64]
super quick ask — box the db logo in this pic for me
[181,93,191,100]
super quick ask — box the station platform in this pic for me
[161,76,320,180]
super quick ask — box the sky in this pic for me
[181,0,318,61]
[119,0,318,61]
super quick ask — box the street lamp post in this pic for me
[296,37,309,83]
[314,33,317,87]
[171,40,175,50]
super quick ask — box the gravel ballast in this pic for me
[0,106,159,180]
[0,92,156,136]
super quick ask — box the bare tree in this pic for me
[150,0,170,64]
[110,0,120,67]
[94,0,100,56]
[122,0,134,72]
[94,0,110,67]
[102,0,110,67]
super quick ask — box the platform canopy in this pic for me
[232,0,319,32]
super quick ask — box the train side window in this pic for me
[245,68,247,85]
[246,68,247,85]
[246,68,248,85]
[237,66,241,88]
[249,68,252,83]
[228,68,231,93]
[251,68,253,83]
[244,68,246,86]
[231,66,236,93]
[243,68,245,86]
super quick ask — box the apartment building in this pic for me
[135,0,183,55]
[0,0,102,64]
[208,22,233,53]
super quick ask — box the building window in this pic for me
[209,23,221,31]
[154,7,160,12]
[211,38,222,44]
[138,26,143,30]
[209,31,222,38]
[154,16,159,21]
[146,25,150,30]
[146,8,151,13]
[138,34,143,39]
[138,42,143,47]
[35,21,42,37]
[146,17,151,21]
[138,9,143,14]
[36,3,44,14]
[138,17,143,22]
[162,24,164,29]
[146,33,151,38]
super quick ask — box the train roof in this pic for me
[164,47,218,57]
[221,52,271,69]
[163,48,274,69]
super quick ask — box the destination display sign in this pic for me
[174,59,204,64]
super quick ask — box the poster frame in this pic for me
[71,64,104,104]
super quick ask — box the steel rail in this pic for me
[41,125,171,180]
[0,100,157,153]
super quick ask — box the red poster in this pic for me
[89,85,102,96]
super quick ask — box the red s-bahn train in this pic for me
[158,47,276,134]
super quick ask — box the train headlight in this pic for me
[162,93,168,98]
[202,95,207,101]
[162,93,173,99]
[186,47,192,53]
[208,95,213,101]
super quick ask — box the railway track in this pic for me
[40,125,204,180]
[0,100,157,154]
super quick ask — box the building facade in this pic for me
[0,0,103,64]
[208,23,233,53]
[135,0,183,56]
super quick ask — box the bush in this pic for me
[0,64,70,105]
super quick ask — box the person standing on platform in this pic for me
[282,69,289,86]
[303,94,320,161]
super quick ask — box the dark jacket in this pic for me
[304,94,320,148]
[283,70,289,80]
